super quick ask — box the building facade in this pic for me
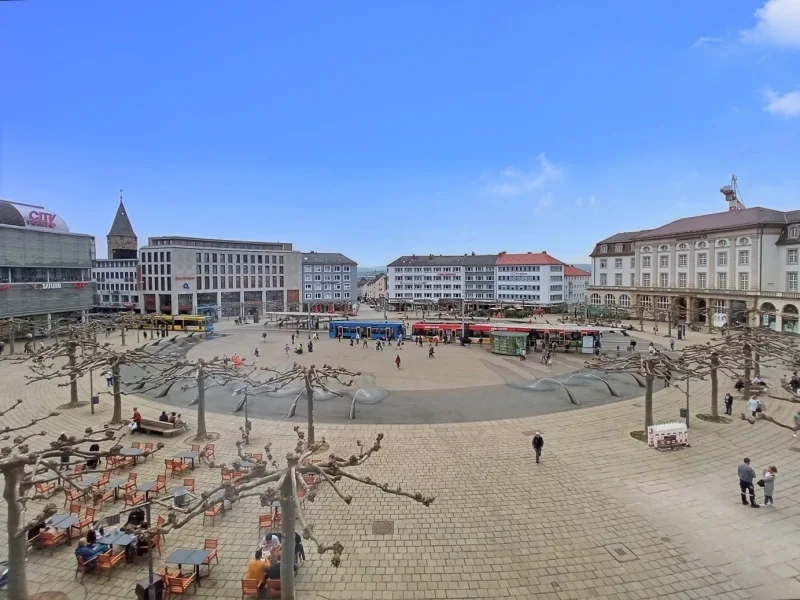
[0,200,95,329]
[138,237,301,317]
[388,255,465,308]
[358,274,388,304]
[301,252,358,310]
[564,265,590,305]
[463,254,497,303]
[587,195,800,332]
[92,199,140,312]
[495,251,565,305]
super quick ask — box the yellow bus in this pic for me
[139,315,214,333]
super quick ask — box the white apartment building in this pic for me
[463,254,497,305]
[359,274,387,302]
[138,237,301,318]
[587,186,800,332]
[495,251,565,306]
[564,266,590,305]
[92,258,140,311]
[387,255,464,308]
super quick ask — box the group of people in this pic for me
[245,532,305,591]
[128,407,186,433]
[737,458,778,508]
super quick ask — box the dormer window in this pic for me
[790,225,799,239]
[600,245,608,254]
[615,244,623,252]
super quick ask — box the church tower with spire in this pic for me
[107,190,138,259]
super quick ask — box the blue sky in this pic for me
[1,1,799,265]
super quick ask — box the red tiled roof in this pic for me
[496,252,565,266]
[564,266,590,277]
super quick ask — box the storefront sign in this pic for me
[73,282,87,289]
[175,276,194,281]
[0,285,9,291]
[32,282,62,290]
[182,283,191,289]
[27,211,57,228]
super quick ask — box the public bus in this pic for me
[411,322,463,342]
[139,314,214,333]
[411,321,619,349]
[328,320,404,340]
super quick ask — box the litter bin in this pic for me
[135,577,164,600]
[91,395,100,405]
[679,408,688,418]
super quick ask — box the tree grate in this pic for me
[602,543,638,562]
[372,520,394,535]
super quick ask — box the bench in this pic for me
[138,418,183,438]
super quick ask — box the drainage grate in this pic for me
[372,520,394,535]
[603,543,638,562]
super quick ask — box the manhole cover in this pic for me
[661,536,671,542]
[372,520,394,535]
[602,543,637,562]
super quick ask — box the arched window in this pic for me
[718,239,728,247]
[641,246,651,253]
[605,294,615,306]
[659,245,669,251]
[678,243,687,250]
[697,241,707,248]
[739,237,749,245]
[639,295,652,307]
[619,294,630,307]
[590,293,601,305]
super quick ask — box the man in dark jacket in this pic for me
[532,432,544,464]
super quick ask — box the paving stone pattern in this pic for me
[1,322,798,600]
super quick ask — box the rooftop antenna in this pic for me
[720,175,745,211]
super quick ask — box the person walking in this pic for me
[105,370,114,387]
[747,396,759,419]
[291,334,295,345]
[762,466,777,506]
[394,354,401,369]
[284,343,290,356]
[428,346,435,358]
[670,338,675,351]
[531,432,544,463]
[254,348,260,359]
[724,392,734,416]
[738,458,759,507]
[262,332,267,343]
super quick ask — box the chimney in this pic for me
[542,250,547,255]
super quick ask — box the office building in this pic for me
[463,254,497,304]
[564,265,590,305]
[388,254,465,309]
[301,252,358,310]
[138,236,301,318]
[495,251,565,305]
[0,199,95,329]
[587,182,800,332]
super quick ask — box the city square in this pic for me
[1,312,800,600]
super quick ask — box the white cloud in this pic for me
[485,153,563,196]
[763,88,800,116]
[588,194,596,207]
[536,195,553,212]
[692,36,722,48]
[742,0,800,47]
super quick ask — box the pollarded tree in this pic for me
[148,427,434,600]
[0,401,155,600]
[261,363,361,448]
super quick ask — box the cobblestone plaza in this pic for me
[3,317,800,600]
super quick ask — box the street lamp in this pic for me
[232,387,251,444]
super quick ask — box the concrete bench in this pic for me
[138,418,183,438]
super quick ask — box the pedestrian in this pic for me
[747,396,759,419]
[308,341,314,353]
[670,338,675,351]
[105,370,114,387]
[262,332,267,343]
[648,342,655,356]
[519,347,526,362]
[0,340,4,355]
[291,334,295,345]
[350,338,354,346]
[363,337,368,348]
[254,348,260,359]
[395,354,401,369]
[57,432,70,471]
[143,331,147,339]
[793,409,800,438]
[630,339,637,352]
[428,346,435,358]
[527,432,544,464]
[762,466,777,506]
[724,392,734,416]
[738,458,759,508]
[284,344,290,356]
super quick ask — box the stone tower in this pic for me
[107,191,138,259]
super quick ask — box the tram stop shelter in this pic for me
[490,331,528,356]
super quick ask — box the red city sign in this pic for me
[73,282,88,289]
[27,211,57,228]
[0,285,9,291]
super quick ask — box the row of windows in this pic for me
[194,276,285,291]
[498,285,541,291]
[141,251,171,263]
[303,274,350,282]
[498,275,540,281]
[304,292,346,300]
[391,267,461,273]
[303,265,351,272]
[194,252,284,265]
[98,294,139,304]
[395,284,460,290]
[0,267,90,284]
[198,264,283,276]
[97,283,137,291]
[304,283,352,291]
[144,264,171,276]
[95,260,137,268]
[93,270,137,281]
[393,292,463,298]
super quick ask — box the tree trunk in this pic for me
[754,349,761,378]
[304,373,315,448]
[67,343,79,407]
[710,352,719,417]
[743,344,752,399]
[9,321,15,355]
[195,366,207,439]
[120,327,126,347]
[279,471,298,600]
[639,307,644,332]
[644,371,654,430]
[667,311,673,337]
[4,465,30,600]
[111,362,123,424]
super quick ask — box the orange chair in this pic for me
[69,464,85,481]
[152,474,167,495]
[93,472,111,489]
[74,554,96,582]
[266,580,281,598]
[35,481,55,495]
[202,539,219,575]
[119,472,138,493]
[190,444,201,452]
[131,441,141,449]
[204,444,216,460]
[97,548,126,579]
[221,470,233,483]
[42,530,68,554]
[93,487,115,509]
[166,459,189,478]
[241,579,260,599]
[157,515,167,528]
[258,514,281,533]
[69,503,83,517]
[151,532,163,556]
[63,487,85,507]
[297,487,307,508]
[166,573,197,596]
[124,492,145,508]
[203,502,223,526]
[302,474,321,487]
[72,507,95,537]
[183,478,195,492]
[143,442,154,460]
